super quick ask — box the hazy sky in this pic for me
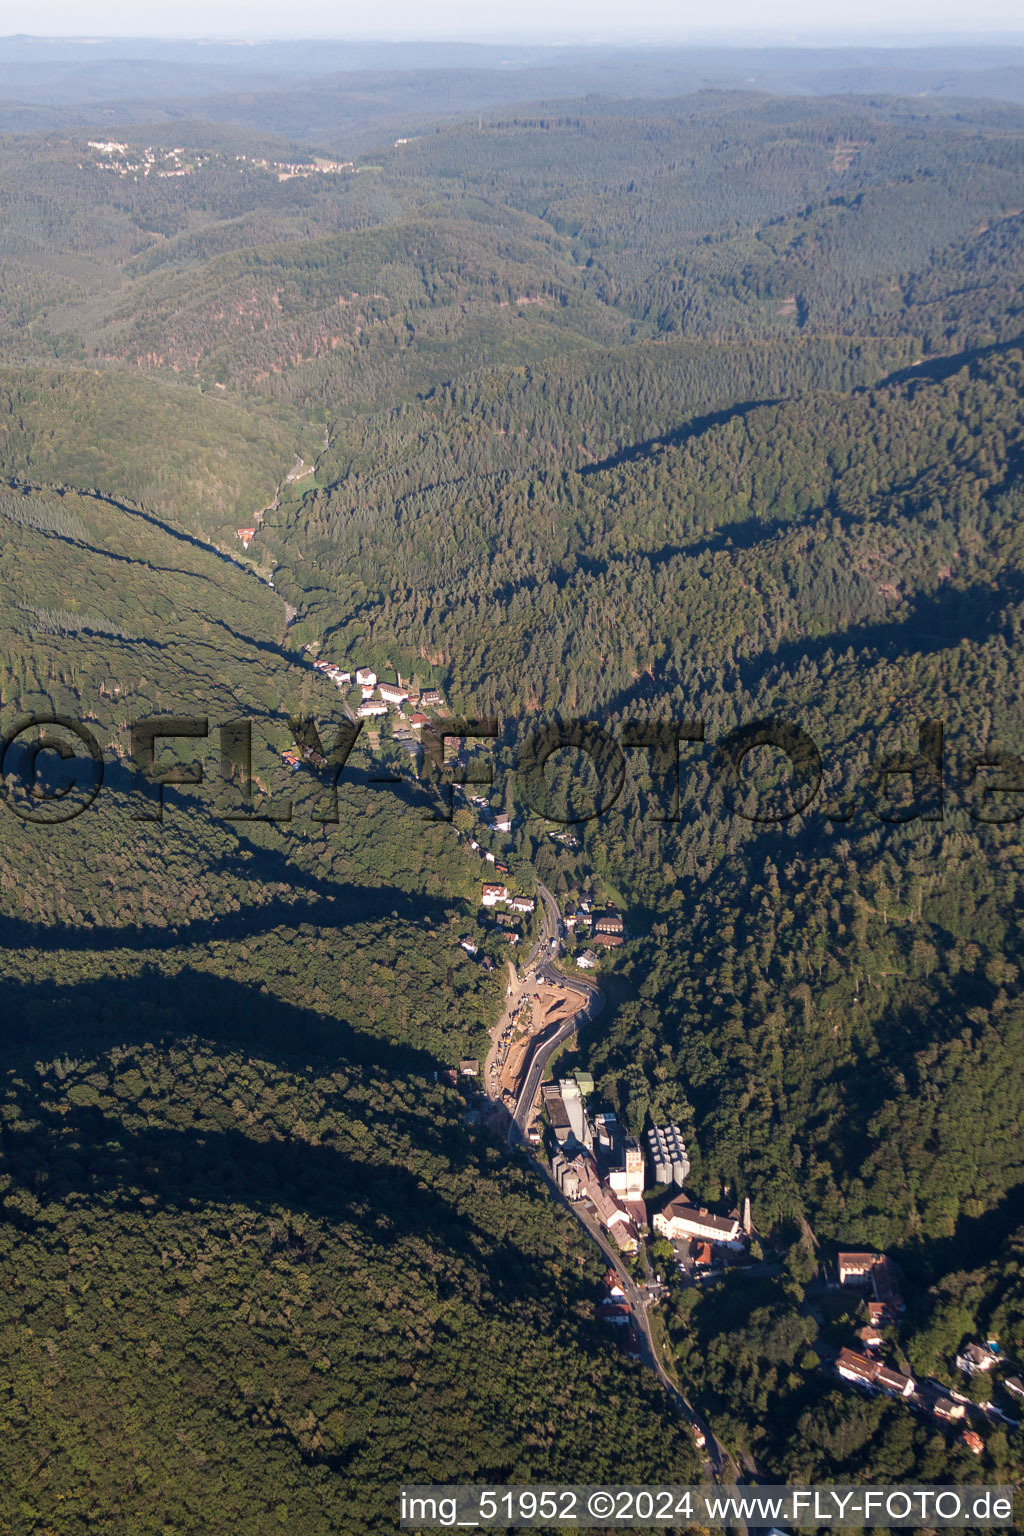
[6,0,1024,41]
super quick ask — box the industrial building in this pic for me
[609,1136,645,1199]
[544,1078,592,1153]
[646,1124,690,1187]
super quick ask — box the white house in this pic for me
[379,683,409,706]
[876,1365,916,1398]
[957,1343,1000,1376]
[481,884,510,907]
[357,701,388,718]
[837,1348,879,1388]
[355,667,377,687]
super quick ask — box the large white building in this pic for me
[652,1198,740,1245]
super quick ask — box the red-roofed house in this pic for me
[596,1300,632,1325]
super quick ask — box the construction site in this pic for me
[488,968,586,1112]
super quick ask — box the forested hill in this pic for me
[2,71,1024,1525]
[1,38,1024,138]
[0,475,701,1531]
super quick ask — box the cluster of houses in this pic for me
[493,907,518,927]
[954,1339,1024,1419]
[275,658,448,774]
[436,1059,480,1086]
[305,657,445,724]
[566,903,626,969]
[114,148,354,186]
[312,658,353,690]
[832,1251,991,1453]
[85,141,208,179]
[463,798,513,870]
[834,1251,914,1399]
[481,883,535,916]
[458,936,496,971]
[595,1269,643,1361]
[457,809,518,921]
[235,152,355,180]
[565,902,624,945]
[591,912,625,948]
[836,1347,916,1401]
[351,667,444,722]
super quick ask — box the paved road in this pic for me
[480,873,736,1487]
[508,878,604,1144]
[509,1012,586,1146]
[503,880,732,1480]
[532,1154,728,1478]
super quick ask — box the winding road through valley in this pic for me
[481,873,734,1483]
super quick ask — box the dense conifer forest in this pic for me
[2,39,1024,1531]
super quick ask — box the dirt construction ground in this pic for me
[496,983,582,1099]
